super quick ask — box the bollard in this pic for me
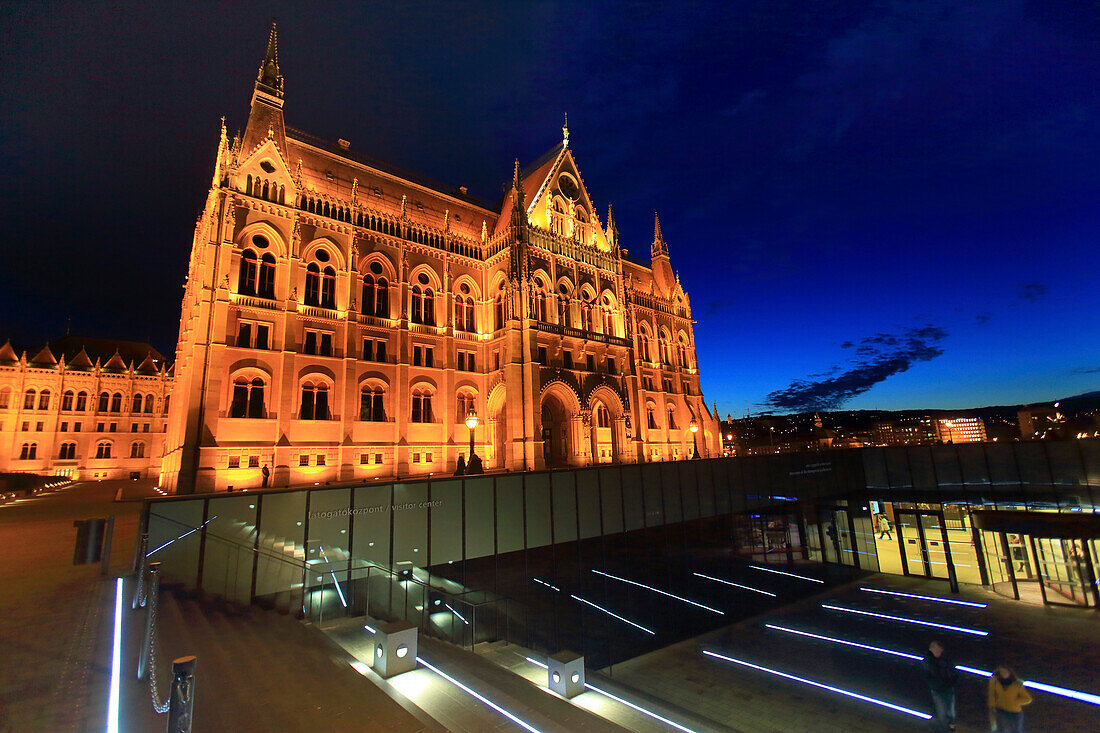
[138,562,161,680]
[166,656,197,733]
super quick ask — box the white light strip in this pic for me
[860,587,987,608]
[317,546,347,607]
[532,577,561,592]
[523,657,700,733]
[148,515,218,556]
[750,565,824,583]
[445,603,469,625]
[107,577,123,733]
[822,604,988,636]
[570,594,655,635]
[954,666,1100,707]
[765,624,922,660]
[693,572,777,597]
[363,624,377,634]
[702,650,932,720]
[592,570,725,615]
[416,656,542,733]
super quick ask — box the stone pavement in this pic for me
[607,572,1100,732]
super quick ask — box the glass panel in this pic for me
[897,512,928,577]
[931,447,963,494]
[576,470,602,539]
[863,449,888,492]
[849,506,878,572]
[956,445,990,494]
[713,460,732,515]
[305,488,352,618]
[148,499,205,586]
[884,449,911,491]
[464,477,494,560]
[524,473,552,549]
[551,471,578,543]
[660,463,683,524]
[201,495,257,604]
[907,448,937,492]
[696,461,716,518]
[495,475,524,554]
[1016,443,1054,505]
[620,464,645,531]
[255,491,306,598]
[872,502,904,575]
[1046,442,1086,509]
[352,484,393,570]
[429,479,462,565]
[640,463,664,527]
[598,466,624,536]
[985,443,1021,501]
[678,461,699,520]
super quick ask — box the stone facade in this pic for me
[161,26,721,493]
[0,337,172,481]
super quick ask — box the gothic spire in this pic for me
[606,202,618,248]
[651,211,669,259]
[562,112,570,149]
[256,21,284,97]
[511,159,525,210]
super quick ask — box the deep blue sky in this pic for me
[1,1,1097,414]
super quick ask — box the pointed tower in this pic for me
[605,203,619,250]
[241,22,288,159]
[650,212,675,296]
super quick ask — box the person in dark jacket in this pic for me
[923,640,959,731]
[261,463,270,488]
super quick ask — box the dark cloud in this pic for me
[1072,366,1100,375]
[1018,283,1048,302]
[975,313,992,325]
[765,326,948,412]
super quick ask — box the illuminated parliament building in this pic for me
[159,26,720,492]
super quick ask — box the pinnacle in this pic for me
[654,211,663,243]
[257,20,284,95]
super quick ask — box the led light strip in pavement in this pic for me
[702,650,932,720]
[860,586,987,608]
[749,565,824,583]
[821,604,989,636]
[693,572,777,597]
[592,570,725,614]
[532,577,561,592]
[416,656,542,733]
[317,546,347,607]
[107,577,123,733]
[767,624,1100,707]
[570,594,656,634]
[524,657,701,733]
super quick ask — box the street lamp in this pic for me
[465,407,482,474]
[690,420,700,459]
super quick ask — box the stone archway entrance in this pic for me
[486,383,507,470]
[588,386,626,465]
[540,384,579,468]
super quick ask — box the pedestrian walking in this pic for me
[988,665,1032,732]
[261,463,270,488]
[922,640,958,732]
[877,513,893,539]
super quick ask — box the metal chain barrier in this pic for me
[137,563,170,714]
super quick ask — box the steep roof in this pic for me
[47,336,166,368]
[492,143,565,237]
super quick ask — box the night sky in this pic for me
[2,1,1098,415]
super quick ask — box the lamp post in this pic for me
[465,408,482,474]
[690,420,700,459]
[725,433,733,457]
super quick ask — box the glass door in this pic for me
[1032,538,1096,608]
[895,510,958,590]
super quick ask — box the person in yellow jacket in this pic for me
[987,665,1032,732]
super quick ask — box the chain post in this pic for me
[138,562,160,680]
[166,656,197,733]
[133,531,149,575]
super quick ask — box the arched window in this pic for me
[659,336,671,365]
[38,389,50,410]
[23,389,36,410]
[130,442,145,458]
[258,253,276,299]
[95,442,111,459]
[640,332,651,362]
[551,200,566,235]
[362,274,375,315]
[231,377,265,419]
[647,404,658,429]
[667,407,677,430]
[411,285,422,323]
[98,392,109,412]
[454,284,476,332]
[76,391,87,411]
[59,442,76,459]
[300,382,329,420]
[557,297,567,325]
[144,395,154,413]
[375,277,388,317]
[603,308,613,335]
[304,263,320,306]
[110,393,122,413]
[238,250,257,295]
[20,443,37,460]
[62,391,74,411]
[583,304,594,332]
[411,387,433,423]
[575,208,588,243]
[320,266,336,308]
[163,395,170,416]
[677,335,689,368]
[132,394,143,413]
[0,387,10,409]
[494,294,505,330]
[423,288,435,325]
[596,404,611,428]
[456,392,474,422]
[359,385,385,422]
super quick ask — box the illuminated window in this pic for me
[596,404,611,428]
[19,443,36,460]
[304,262,320,306]
[98,392,109,412]
[316,454,326,466]
[494,293,505,330]
[36,389,50,411]
[110,393,122,413]
[132,394,143,413]
[320,265,336,308]
[238,250,258,295]
[95,442,111,459]
[411,280,435,325]
[144,394,154,413]
[23,389,36,410]
[258,253,276,299]
[411,387,433,423]
[299,382,329,420]
[248,455,259,468]
[228,456,240,468]
[130,442,145,459]
[647,405,658,429]
[62,391,74,411]
[667,407,677,430]
[0,388,9,409]
[456,392,475,422]
[299,454,309,466]
[231,378,265,419]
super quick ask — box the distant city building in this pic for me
[934,416,986,444]
[0,337,172,480]
[873,416,986,446]
[1018,406,1063,440]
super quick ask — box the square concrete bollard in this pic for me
[548,651,585,698]
[370,620,417,678]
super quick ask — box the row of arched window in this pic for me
[300,195,352,223]
[4,389,166,414]
[17,441,145,460]
[645,404,689,432]
[246,175,286,205]
[238,249,277,299]
[638,328,694,369]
